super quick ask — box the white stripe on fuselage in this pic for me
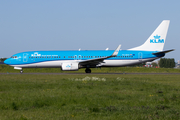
[10,57,157,68]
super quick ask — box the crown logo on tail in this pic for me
[150,35,164,43]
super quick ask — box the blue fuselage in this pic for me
[4,50,164,68]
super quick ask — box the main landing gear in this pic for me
[85,68,91,73]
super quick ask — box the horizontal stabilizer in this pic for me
[152,49,174,55]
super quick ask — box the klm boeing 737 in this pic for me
[4,20,174,73]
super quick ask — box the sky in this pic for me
[0,0,180,61]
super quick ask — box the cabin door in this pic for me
[138,52,143,59]
[74,55,77,60]
[23,53,28,62]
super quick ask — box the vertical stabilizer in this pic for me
[129,20,170,51]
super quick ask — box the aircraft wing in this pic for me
[79,45,121,66]
[152,49,174,55]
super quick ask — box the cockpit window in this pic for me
[11,56,17,58]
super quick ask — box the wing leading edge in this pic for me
[79,45,121,66]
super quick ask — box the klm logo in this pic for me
[66,65,71,68]
[150,35,164,43]
[31,52,41,57]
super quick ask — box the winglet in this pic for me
[111,45,121,57]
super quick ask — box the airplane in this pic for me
[4,20,174,73]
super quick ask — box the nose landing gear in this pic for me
[20,70,23,74]
[85,68,91,73]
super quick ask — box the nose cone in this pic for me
[4,59,10,65]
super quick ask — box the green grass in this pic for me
[1,64,180,73]
[0,74,180,119]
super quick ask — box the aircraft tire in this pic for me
[85,68,91,73]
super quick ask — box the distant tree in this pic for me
[171,58,175,68]
[151,62,158,67]
[0,58,7,62]
[159,58,175,68]
[159,58,165,68]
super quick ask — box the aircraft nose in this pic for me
[4,59,10,65]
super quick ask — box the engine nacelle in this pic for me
[61,62,79,71]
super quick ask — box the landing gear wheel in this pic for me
[85,68,91,73]
[20,70,23,74]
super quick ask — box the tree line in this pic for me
[131,58,175,68]
[159,58,175,68]
[0,58,7,62]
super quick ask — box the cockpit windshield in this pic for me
[11,56,17,58]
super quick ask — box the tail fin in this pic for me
[129,20,170,51]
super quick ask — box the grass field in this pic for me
[0,74,180,120]
[1,64,180,73]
